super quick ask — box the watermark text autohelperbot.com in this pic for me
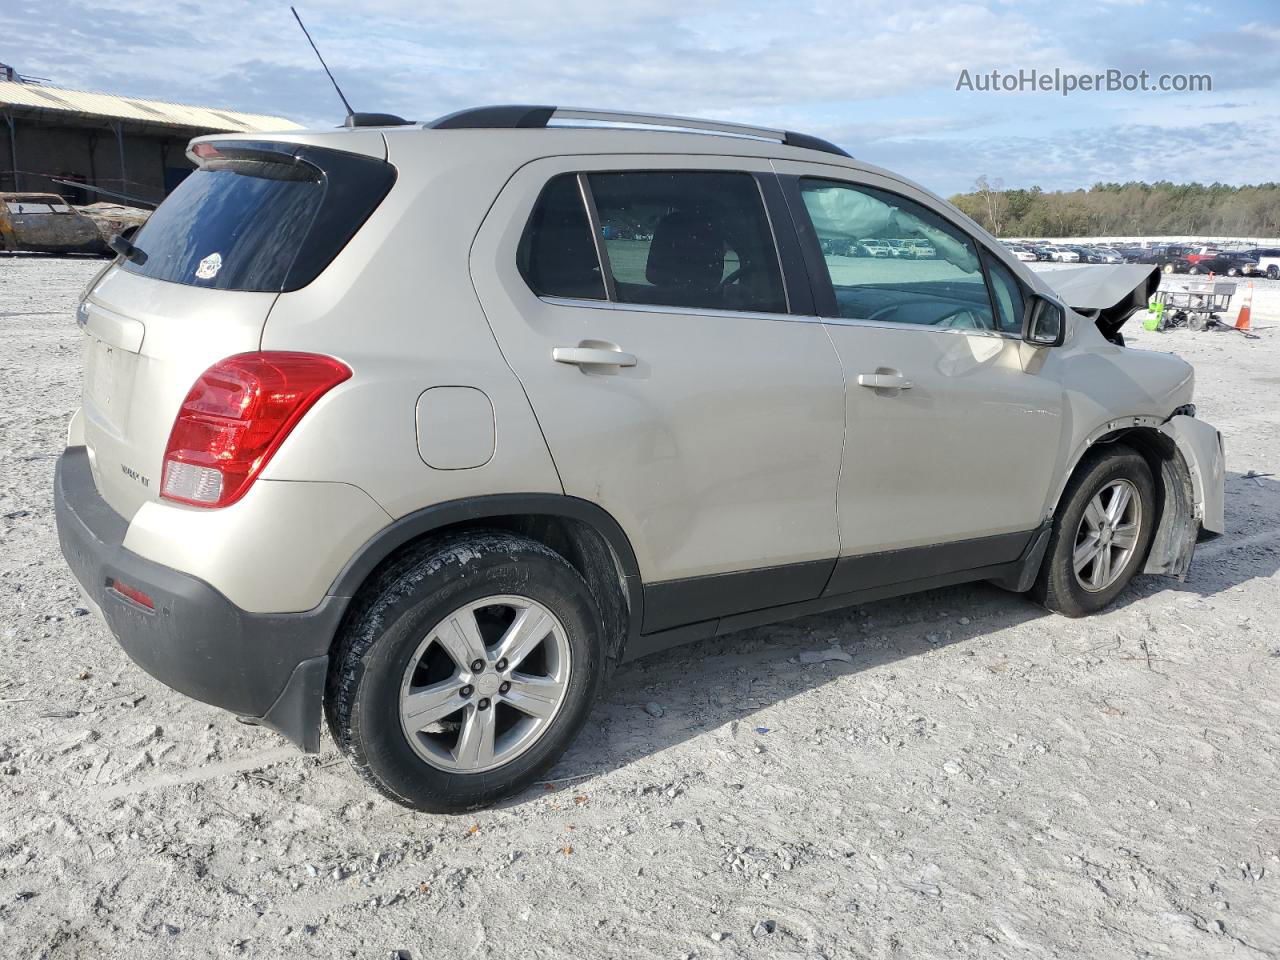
[956,68,1212,96]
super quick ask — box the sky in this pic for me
[3,0,1277,196]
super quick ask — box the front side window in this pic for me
[587,171,786,314]
[985,255,1026,334]
[798,178,995,331]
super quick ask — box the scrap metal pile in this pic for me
[0,193,149,255]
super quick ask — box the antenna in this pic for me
[291,6,355,121]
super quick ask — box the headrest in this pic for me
[645,210,724,290]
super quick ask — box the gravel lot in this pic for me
[1,256,1278,959]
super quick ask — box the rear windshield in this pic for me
[122,142,395,292]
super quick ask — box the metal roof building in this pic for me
[0,80,301,204]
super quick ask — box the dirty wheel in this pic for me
[1033,447,1156,617]
[326,531,604,812]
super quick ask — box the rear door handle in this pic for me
[553,346,637,367]
[856,372,913,390]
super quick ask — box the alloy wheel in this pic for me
[1072,479,1142,593]
[398,595,571,772]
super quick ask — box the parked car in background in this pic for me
[1137,247,1192,274]
[1091,247,1126,264]
[858,238,893,257]
[1183,246,1222,267]
[904,238,936,258]
[1187,251,1259,277]
[1008,245,1038,262]
[820,236,855,256]
[1065,245,1102,263]
[0,192,150,255]
[1247,247,1280,279]
[1043,245,1081,262]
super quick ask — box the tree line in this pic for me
[948,177,1280,238]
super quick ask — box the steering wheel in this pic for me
[719,265,745,290]
[865,303,988,330]
[935,307,987,330]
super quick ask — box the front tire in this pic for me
[1033,447,1156,617]
[326,532,605,812]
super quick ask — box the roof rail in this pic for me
[426,104,851,157]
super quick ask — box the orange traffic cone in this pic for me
[1236,283,1253,331]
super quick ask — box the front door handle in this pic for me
[553,345,637,367]
[856,372,913,390]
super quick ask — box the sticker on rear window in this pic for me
[195,252,222,280]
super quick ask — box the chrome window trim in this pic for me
[538,295,820,325]
[538,296,1021,339]
[819,314,1023,340]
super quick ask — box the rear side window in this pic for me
[798,178,995,331]
[517,175,606,300]
[587,172,786,314]
[122,142,395,293]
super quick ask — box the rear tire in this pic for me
[326,531,604,812]
[1033,448,1156,618]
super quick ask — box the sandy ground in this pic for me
[1,256,1278,960]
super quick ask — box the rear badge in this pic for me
[195,252,223,280]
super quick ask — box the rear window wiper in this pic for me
[108,233,147,265]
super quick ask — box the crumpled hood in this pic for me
[1032,263,1160,343]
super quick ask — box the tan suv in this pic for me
[55,106,1225,811]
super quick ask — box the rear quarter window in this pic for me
[122,142,396,293]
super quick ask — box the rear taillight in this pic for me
[161,352,350,508]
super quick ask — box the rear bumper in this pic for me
[54,446,342,751]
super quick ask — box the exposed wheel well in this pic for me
[334,508,638,670]
[1061,426,1195,577]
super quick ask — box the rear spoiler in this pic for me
[1033,264,1160,344]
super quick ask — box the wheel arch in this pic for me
[327,494,643,667]
[1050,418,1198,578]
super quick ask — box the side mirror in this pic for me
[1024,295,1066,347]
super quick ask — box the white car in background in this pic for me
[1044,245,1081,262]
[858,238,892,257]
[1008,245,1038,262]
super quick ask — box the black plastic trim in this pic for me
[54,447,342,751]
[330,494,638,592]
[344,112,411,127]
[756,172,817,317]
[783,130,852,157]
[327,493,645,644]
[256,656,329,751]
[823,529,1035,596]
[621,523,1050,662]
[778,174,840,318]
[429,105,557,129]
[643,558,834,633]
